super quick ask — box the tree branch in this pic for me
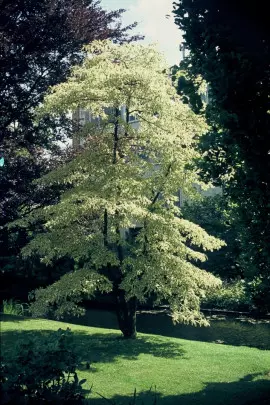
[150,163,173,206]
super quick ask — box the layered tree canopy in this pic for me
[17,41,224,334]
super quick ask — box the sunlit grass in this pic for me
[1,314,269,404]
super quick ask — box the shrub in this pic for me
[2,299,28,316]
[246,276,270,314]
[0,328,87,404]
[202,280,252,311]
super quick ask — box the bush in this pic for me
[2,299,28,316]
[0,328,87,404]
[246,276,270,314]
[202,280,252,311]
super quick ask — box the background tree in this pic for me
[173,0,270,311]
[18,40,224,338]
[0,0,140,301]
[182,195,241,279]
[171,65,204,114]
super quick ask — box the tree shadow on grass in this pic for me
[86,373,270,405]
[1,328,185,367]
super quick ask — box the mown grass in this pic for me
[1,314,269,404]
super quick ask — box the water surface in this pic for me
[65,309,270,350]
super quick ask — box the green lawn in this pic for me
[1,314,270,404]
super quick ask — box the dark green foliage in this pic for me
[171,65,204,114]
[246,277,270,315]
[182,195,270,312]
[182,196,241,279]
[0,254,75,302]
[0,328,86,404]
[173,0,270,310]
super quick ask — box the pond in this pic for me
[64,308,270,350]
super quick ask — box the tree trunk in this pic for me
[111,108,137,337]
[115,288,137,339]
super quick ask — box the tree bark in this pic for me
[115,286,137,339]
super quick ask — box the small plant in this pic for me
[2,299,25,316]
[0,328,87,404]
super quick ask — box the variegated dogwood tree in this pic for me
[19,40,225,338]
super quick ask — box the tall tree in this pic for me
[0,0,140,297]
[173,0,270,310]
[18,40,224,338]
[170,65,204,114]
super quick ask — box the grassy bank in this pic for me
[1,314,269,404]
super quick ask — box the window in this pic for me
[79,109,85,118]
[128,114,138,122]
[79,108,86,125]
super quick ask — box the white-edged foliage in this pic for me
[26,40,225,326]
